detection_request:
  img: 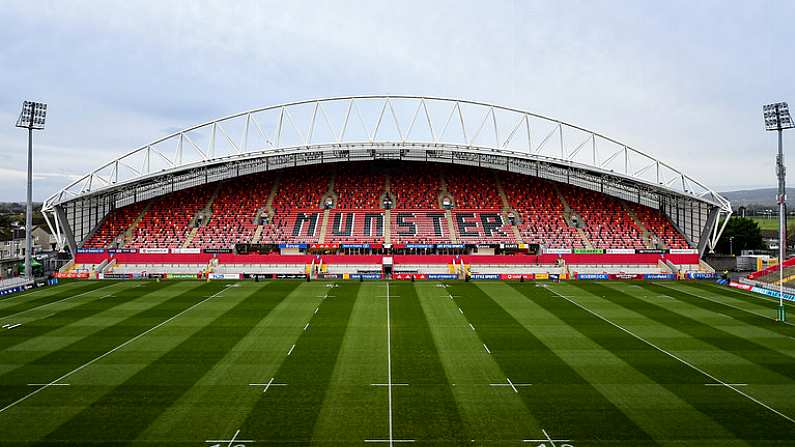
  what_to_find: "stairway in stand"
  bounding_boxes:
[623,203,660,249]
[383,174,392,244]
[122,202,151,247]
[182,183,221,248]
[495,174,523,243]
[554,185,593,250]
[318,174,336,243]
[252,176,281,244]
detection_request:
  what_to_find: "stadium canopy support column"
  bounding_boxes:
[54,205,79,256]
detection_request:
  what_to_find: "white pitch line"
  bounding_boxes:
[287,344,296,356]
[314,307,319,314]
[0,287,228,415]
[705,383,748,387]
[205,429,255,445]
[364,440,415,443]
[27,383,69,387]
[0,283,118,322]
[657,284,795,327]
[545,287,795,424]
[483,344,491,354]
[248,377,287,393]
[4,323,21,330]
[489,378,532,393]
[458,307,463,314]
[370,383,409,387]
[386,281,395,446]
[523,428,570,444]
[303,322,310,331]
[506,377,518,393]
[468,323,476,331]
[367,283,414,446]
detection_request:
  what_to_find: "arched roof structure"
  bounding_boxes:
[42,96,731,255]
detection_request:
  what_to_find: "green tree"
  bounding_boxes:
[716,217,765,255]
[0,214,11,241]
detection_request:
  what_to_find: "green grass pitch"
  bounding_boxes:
[1,279,794,446]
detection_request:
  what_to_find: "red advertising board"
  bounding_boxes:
[499,274,535,280]
[393,273,427,280]
[729,281,753,291]
[609,273,641,280]
[55,272,90,279]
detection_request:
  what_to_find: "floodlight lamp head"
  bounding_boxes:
[763,102,794,131]
[16,101,47,130]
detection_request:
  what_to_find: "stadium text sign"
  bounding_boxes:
[289,209,512,240]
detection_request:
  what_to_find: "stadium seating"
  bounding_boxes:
[391,209,451,244]
[325,209,385,243]
[127,185,213,248]
[190,175,274,248]
[562,186,646,249]
[390,164,440,208]
[260,210,322,243]
[263,168,329,243]
[452,209,516,243]
[84,201,147,248]
[82,162,693,251]
[444,165,502,208]
[271,168,329,210]
[501,173,582,248]
[334,164,385,208]
[630,203,690,249]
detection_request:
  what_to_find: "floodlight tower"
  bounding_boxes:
[15,101,47,280]
[763,102,794,322]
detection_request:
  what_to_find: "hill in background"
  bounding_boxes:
[719,188,795,209]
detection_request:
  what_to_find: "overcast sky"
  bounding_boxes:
[0,0,793,202]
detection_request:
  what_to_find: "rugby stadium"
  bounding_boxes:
[2,96,794,446]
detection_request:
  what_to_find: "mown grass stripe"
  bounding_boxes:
[514,282,795,443]
[587,282,795,383]
[387,282,466,443]
[0,281,172,353]
[651,282,795,337]
[0,281,196,409]
[34,281,298,445]
[0,281,112,319]
[448,282,655,444]
[239,282,360,443]
[311,282,388,443]
[414,282,539,443]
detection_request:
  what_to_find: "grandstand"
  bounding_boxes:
[43,96,729,279]
[80,161,690,249]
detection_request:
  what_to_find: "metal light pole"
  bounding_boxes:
[763,102,794,322]
[15,101,47,280]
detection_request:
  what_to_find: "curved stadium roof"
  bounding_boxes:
[42,96,731,254]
